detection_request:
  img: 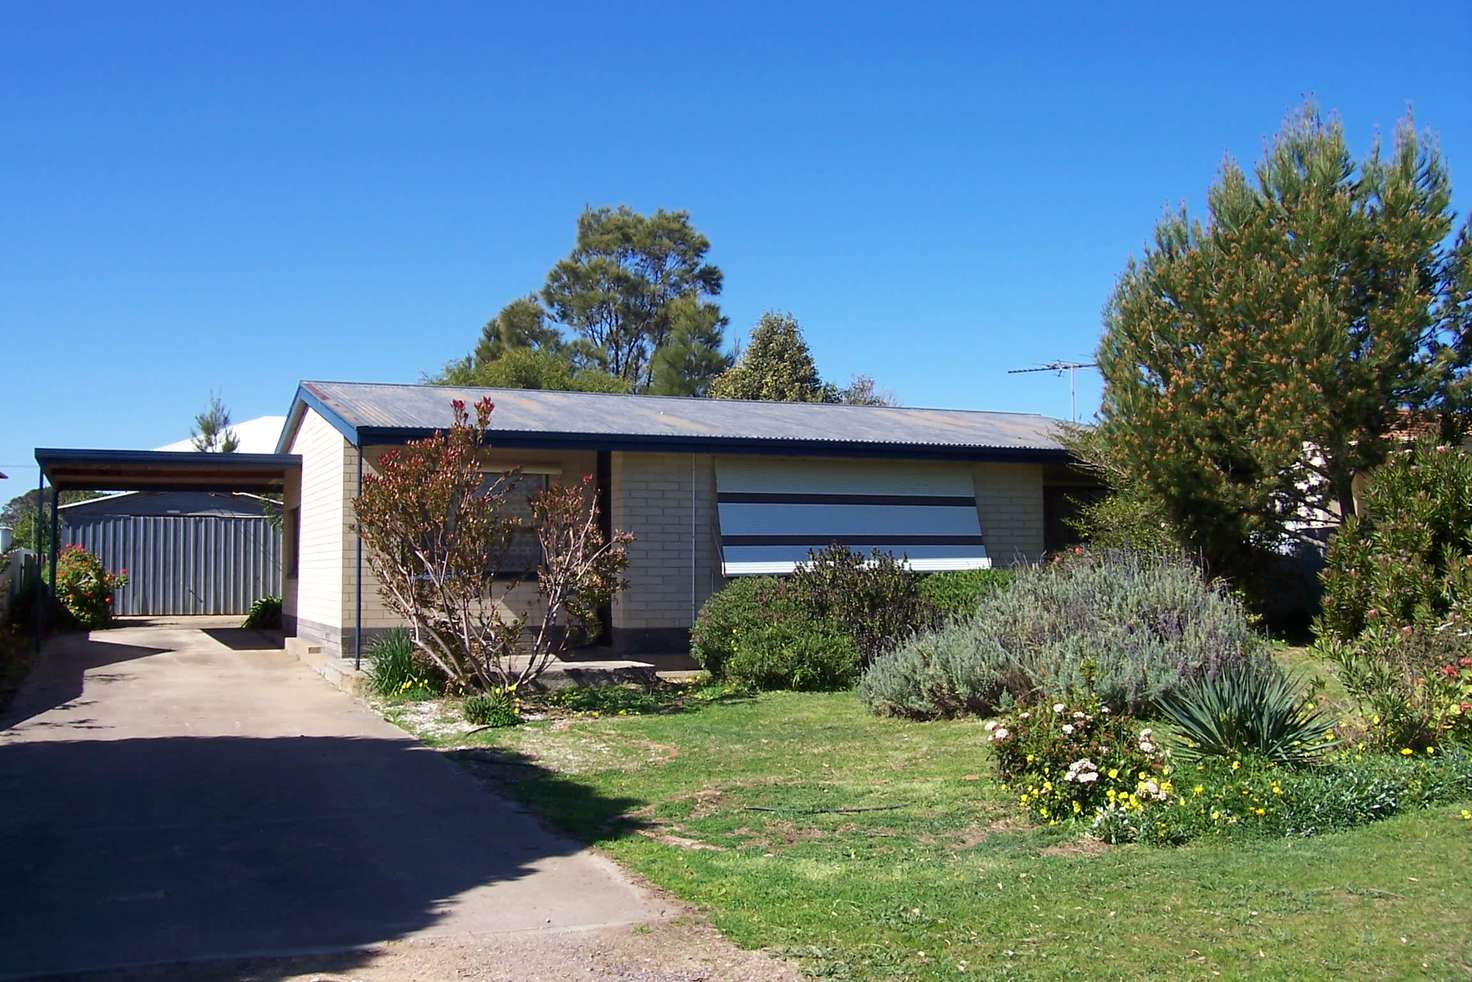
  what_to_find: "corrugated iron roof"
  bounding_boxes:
[285,380,1069,460]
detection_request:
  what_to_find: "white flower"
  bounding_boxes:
[984,720,999,733]
[991,727,1009,741]
[1064,758,1099,783]
[1072,711,1086,720]
[1053,703,1065,714]
[1019,711,1031,720]
[1139,728,1153,739]
[1061,724,1075,735]
[1139,740,1156,754]
[1100,706,1111,714]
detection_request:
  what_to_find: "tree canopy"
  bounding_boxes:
[709,312,838,403]
[1093,104,1471,587]
[437,205,891,402]
[543,206,726,390]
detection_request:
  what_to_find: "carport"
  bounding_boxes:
[31,448,300,642]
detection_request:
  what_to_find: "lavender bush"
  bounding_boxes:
[860,550,1273,718]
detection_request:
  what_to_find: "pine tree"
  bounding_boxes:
[191,393,240,453]
[709,312,839,402]
[1095,104,1471,586]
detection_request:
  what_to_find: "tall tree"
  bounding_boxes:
[439,347,630,393]
[191,393,240,453]
[709,312,839,402]
[471,296,563,367]
[647,296,731,396]
[1095,104,1470,586]
[542,206,725,389]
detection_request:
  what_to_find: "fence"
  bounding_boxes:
[0,549,38,623]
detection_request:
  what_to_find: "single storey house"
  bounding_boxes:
[275,381,1088,661]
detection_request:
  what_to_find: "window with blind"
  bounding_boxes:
[715,458,990,575]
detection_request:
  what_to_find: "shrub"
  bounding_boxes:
[787,545,932,663]
[918,568,1013,621]
[690,577,800,678]
[463,689,521,727]
[724,619,861,691]
[861,550,1271,718]
[365,629,443,698]
[989,699,1169,825]
[1158,665,1336,765]
[53,545,127,630]
[1319,436,1472,642]
[241,595,282,630]
[1318,616,1472,750]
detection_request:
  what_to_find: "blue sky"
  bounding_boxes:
[2,1,1469,505]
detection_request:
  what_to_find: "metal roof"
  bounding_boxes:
[35,449,301,492]
[281,380,1069,462]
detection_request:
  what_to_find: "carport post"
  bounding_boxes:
[48,484,60,603]
[31,469,43,653]
[354,446,363,671]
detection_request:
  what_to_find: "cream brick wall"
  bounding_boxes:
[284,408,347,644]
[610,452,719,633]
[972,462,1045,565]
[344,446,601,651]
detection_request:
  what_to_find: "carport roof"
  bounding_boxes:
[34,449,301,492]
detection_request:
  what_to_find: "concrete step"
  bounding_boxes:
[285,637,367,697]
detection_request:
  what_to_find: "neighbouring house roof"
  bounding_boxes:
[154,415,290,455]
[279,380,1070,462]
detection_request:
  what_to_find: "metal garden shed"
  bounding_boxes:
[60,490,281,616]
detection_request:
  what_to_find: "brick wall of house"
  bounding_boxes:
[609,451,719,652]
[972,461,1046,565]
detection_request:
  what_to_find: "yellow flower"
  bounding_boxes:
[1193,785,1205,795]
[1231,760,1241,771]
[1039,806,1049,818]
[1072,801,1082,814]
[1426,746,1436,756]
[1107,768,1119,779]
[1400,748,1413,756]
[1042,781,1052,792]
[1254,807,1266,816]
[1271,785,1283,796]
[1371,715,1381,726]
[1211,810,1221,821]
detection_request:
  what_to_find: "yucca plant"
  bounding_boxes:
[1158,665,1336,766]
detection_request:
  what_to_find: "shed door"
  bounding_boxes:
[715,458,990,575]
[65,515,281,616]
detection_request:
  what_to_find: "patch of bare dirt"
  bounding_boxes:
[1040,835,1111,858]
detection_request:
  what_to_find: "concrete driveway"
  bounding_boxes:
[0,618,656,979]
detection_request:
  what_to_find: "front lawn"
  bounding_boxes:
[393,687,1472,980]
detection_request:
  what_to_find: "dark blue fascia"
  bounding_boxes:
[353,425,1073,464]
[276,384,362,452]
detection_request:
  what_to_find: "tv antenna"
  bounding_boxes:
[1007,360,1099,422]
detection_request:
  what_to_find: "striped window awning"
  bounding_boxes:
[715,458,990,575]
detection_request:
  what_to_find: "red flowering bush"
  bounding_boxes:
[54,545,128,630]
[354,397,632,691]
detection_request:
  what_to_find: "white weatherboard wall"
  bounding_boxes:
[282,407,348,650]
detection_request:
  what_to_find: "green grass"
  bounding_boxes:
[397,682,1472,980]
